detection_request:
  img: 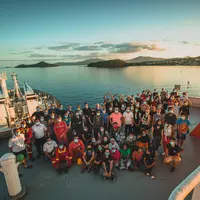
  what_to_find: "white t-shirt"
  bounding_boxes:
[32,123,47,139]
[43,141,57,153]
[123,111,133,125]
[8,134,26,153]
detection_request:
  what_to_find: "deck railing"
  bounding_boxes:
[168,166,200,200]
[189,97,200,108]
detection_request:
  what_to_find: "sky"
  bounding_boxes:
[0,0,200,65]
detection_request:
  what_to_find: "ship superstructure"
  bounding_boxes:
[0,71,60,131]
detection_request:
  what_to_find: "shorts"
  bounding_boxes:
[13,149,27,159]
[164,156,181,164]
[177,133,186,140]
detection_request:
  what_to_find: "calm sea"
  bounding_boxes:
[4,65,200,108]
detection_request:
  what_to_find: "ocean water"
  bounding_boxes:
[3,65,200,108]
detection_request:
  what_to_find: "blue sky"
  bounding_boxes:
[0,0,200,65]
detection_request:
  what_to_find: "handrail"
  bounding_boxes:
[168,166,200,200]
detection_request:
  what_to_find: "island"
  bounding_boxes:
[87,59,127,68]
[128,56,200,66]
[86,56,200,68]
[56,58,104,66]
[15,61,59,68]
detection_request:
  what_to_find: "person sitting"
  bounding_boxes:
[100,149,116,181]
[43,137,57,160]
[81,145,95,173]
[163,137,181,172]
[69,136,85,162]
[111,122,125,145]
[52,143,72,174]
[93,144,104,173]
[143,148,156,179]
[131,146,144,170]
[136,129,150,150]
[108,138,120,151]
[91,137,101,152]
[110,147,121,168]
[119,144,131,170]
[125,133,136,150]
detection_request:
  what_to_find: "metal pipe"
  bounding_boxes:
[168,166,200,200]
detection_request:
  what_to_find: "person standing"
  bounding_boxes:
[32,119,47,158]
[8,128,32,168]
[176,112,190,150]
[123,107,134,136]
[54,116,68,144]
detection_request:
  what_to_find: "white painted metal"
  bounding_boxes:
[0,153,22,197]
[168,166,200,200]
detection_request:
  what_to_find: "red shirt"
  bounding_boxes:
[54,121,68,136]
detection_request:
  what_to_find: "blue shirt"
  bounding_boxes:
[102,113,109,124]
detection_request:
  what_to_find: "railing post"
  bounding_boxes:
[0,153,26,200]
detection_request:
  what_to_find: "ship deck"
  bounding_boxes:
[1,107,200,200]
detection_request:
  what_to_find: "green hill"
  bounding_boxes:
[15,61,59,68]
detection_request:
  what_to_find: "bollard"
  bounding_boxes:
[0,153,26,200]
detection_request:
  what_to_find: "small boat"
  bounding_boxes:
[0,71,60,138]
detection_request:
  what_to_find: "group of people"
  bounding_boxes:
[8,88,191,181]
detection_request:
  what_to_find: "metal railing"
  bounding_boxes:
[168,166,200,200]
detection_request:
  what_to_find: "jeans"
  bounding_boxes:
[34,136,46,156]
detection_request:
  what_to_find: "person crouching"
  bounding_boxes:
[52,143,72,174]
[110,147,121,168]
[81,145,95,173]
[100,149,116,181]
[69,136,85,162]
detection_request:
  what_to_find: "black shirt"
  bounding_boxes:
[164,113,177,126]
[167,144,181,156]
[102,155,113,165]
[32,111,44,120]
[143,152,155,166]
[138,134,150,144]
[180,105,190,115]
[83,108,92,117]
[82,130,92,140]
[153,124,163,138]
[95,150,104,161]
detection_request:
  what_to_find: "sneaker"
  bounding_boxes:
[36,155,40,159]
[151,175,155,180]
[145,173,150,176]
[24,165,32,169]
[170,167,175,172]
[112,175,116,182]
[162,152,165,156]
[30,158,35,162]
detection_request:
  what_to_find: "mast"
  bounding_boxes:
[0,71,9,99]
[11,72,22,99]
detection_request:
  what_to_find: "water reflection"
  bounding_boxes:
[4,65,200,107]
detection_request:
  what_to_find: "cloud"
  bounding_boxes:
[94,41,104,44]
[180,41,190,45]
[48,43,80,50]
[107,43,165,54]
[29,54,56,58]
[73,45,103,51]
